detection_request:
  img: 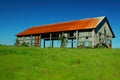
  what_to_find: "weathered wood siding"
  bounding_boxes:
[79,31,92,47]
[17,36,31,45]
[95,21,113,45]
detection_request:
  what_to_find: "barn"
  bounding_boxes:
[16,16,115,48]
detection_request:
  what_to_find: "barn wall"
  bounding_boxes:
[78,31,92,47]
[95,21,113,46]
[17,30,93,47]
[17,37,23,42]
[17,36,31,46]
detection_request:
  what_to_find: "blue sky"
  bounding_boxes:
[0,0,120,48]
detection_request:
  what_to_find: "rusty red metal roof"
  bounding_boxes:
[17,17,104,36]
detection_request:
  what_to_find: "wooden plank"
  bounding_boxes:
[39,34,41,47]
[50,33,52,47]
[44,39,45,48]
[76,30,78,48]
[61,32,64,48]
[52,40,54,47]
[71,39,73,48]
[43,36,76,40]
[92,29,95,47]
[30,35,32,46]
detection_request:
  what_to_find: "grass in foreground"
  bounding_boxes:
[0,46,120,80]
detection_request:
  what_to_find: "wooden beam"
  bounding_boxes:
[76,30,78,48]
[39,34,41,47]
[92,29,95,47]
[52,40,54,47]
[44,39,45,48]
[30,35,32,46]
[50,33,52,47]
[61,32,64,48]
[34,36,36,46]
[71,39,73,48]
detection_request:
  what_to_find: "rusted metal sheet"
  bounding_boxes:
[17,17,101,36]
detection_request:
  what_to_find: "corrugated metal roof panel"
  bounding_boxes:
[17,16,105,36]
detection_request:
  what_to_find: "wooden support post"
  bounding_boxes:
[52,40,54,47]
[76,30,78,48]
[59,33,61,47]
[22,36,25,43]
[44,39,45,48]
[30,35,32,46]
[71,39,73,48]
[33,36,36,46]
[39,34,41,47]
[60,32,64,47]
[92,29,95,48]
[62,32,64,35]
[62,32,64,47]
[50,33,52,47]
[36,36,39,46]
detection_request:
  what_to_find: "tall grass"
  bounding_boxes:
[0,46,120,80]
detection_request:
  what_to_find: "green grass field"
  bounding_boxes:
[0,46,120,80]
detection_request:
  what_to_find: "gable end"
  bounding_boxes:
[95,17,115,38]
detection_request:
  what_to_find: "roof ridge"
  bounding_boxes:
[30,16,105,29]
[79,16,106,20]
[93,16,106,29]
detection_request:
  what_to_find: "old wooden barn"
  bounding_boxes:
[16,16,115,48]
